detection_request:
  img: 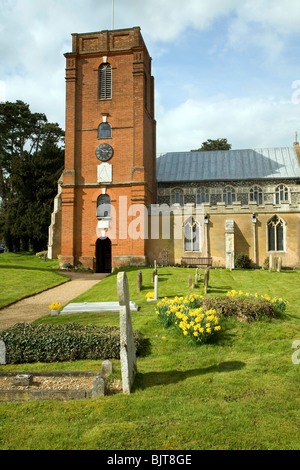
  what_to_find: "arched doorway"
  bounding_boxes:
[96,237,112,273]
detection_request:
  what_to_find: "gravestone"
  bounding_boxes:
[152,268,157,282]
[269,254,273,272]
[117,272,137,394]
[188,275,192,287]
[154,260,157,269]
[0,340,6,365]
[92,376,106,397]
[154,275,158,301]
[204,270,208,294]
[137,270,142,293]
[102,359,113,376]
[277,256,282,272]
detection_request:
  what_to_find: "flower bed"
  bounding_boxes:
[155,295,221,345]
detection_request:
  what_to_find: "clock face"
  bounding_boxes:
[95,143,114,162]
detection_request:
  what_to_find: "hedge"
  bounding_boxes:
[0,323,148,364]
[202,296,277,323]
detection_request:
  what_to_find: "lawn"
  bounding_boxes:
[0,266,300,450]
[0,253,68,308]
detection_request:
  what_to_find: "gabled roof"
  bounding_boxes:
[156,147,300,183]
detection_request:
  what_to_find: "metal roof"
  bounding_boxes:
[156,147,300,182]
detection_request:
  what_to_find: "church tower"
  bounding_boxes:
[55,27,156,271]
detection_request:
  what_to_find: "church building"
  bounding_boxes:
[48,27,300,270]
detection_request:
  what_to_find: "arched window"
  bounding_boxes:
[171,188,184,206]
[223,186,236,206]
[184,217,200,252]
[250,185,263,205]
[97,194,111,219]
[98,63,112,100]
[197,187,210,204]
[275,184,289,204]
[98,122,112,139]
[267,215,284,251]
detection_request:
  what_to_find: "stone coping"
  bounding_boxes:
[0,371,107,402]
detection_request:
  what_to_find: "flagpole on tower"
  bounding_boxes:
[112,0,114,30]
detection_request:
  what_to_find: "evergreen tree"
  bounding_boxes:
[0,101,64,252]
[191,138,232,152]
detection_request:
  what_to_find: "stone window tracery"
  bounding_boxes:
[267,215,284,252]
[223,186,236,206]
[171,188,184,206]
[184,216,200,252]
[275,184,289,204]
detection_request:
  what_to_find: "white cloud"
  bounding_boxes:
[156,94,300,153]
[1,0,300,151]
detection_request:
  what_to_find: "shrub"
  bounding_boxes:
[0,323,148,364]
[61,262,73,269]
[235,254,252,269]
[202,296,278,322]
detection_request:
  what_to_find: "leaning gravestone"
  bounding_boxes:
[188,275,192,287]
[117,272,137,394]
[0,340,6,365]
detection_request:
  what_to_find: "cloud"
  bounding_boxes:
[156,94,300,153]
[1,0,300,152]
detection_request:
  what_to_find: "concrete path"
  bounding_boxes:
[0,271,108,330]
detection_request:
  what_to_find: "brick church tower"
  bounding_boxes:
[49,27,156,272]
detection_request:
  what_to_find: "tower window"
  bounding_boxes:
[97,194,111,219]
[184,217,200,252]
[98,122,112,139]
[98,63,112,100]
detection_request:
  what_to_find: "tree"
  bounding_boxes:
[0,101,64,252]
[191,138,232,152]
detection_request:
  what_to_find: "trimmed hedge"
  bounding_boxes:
[0,323,148,364]
[202,296,277,323]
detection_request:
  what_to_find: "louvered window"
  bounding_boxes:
[98,63,112,100]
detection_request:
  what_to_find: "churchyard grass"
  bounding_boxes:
[0,253,67,308]
[0,266,300,450]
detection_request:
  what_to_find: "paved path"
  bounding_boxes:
[0,272,108,330]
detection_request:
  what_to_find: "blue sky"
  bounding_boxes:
[1,0,300,154]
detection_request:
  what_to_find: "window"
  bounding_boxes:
[98,122,112,139]
[98,63,112,100]
[97,194,111,219]
[223,186,236,206]
[250,185,263,205]
[275,184,289,204]
[184,217,200,252]
[268,215,284,251]
[197,187,210,204]
[171,188,184,206]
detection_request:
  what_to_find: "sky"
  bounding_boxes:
[1,0,300,154]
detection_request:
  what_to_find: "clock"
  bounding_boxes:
[95,143,114,162]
